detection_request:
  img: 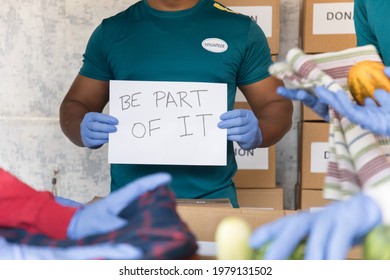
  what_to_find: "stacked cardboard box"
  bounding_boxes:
[298,121,331,209]
[216,0,283,209]
[301,0,356,53]
[233,102,282,209]
[220,0,280,55]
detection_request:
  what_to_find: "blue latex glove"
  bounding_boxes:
[218,109,262,150]
[317,86,390,137]
[250,193,382,260]
[67,173,172,240]
[80,112,118,149]
[0,237,142,260]
[55,196,83,207]
[277,87,329,121]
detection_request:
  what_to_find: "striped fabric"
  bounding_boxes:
[269,45,390,201]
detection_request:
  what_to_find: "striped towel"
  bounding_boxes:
[269,45,390,201]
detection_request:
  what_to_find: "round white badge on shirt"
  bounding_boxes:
[202,38,228,53]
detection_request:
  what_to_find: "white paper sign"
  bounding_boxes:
[109,81,227,165]
[313,3,355,35]
[310,142,330,173]
[230,6,273,37]
[234,142,269,170]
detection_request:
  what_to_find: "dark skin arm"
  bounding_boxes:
[59,74,109,147]
[240,76,293,147]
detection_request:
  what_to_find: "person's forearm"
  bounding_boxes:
[0,168,77,239]
[258,99,293,147]
[34,193,78,239]
[59,99,90,147]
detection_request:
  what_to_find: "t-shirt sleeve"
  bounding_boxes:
[0,168,77,239]
[79,24,113,81]
[354,0,378,49]
[236,20,273,86]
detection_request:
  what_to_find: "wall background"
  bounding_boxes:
[0,0,302,208]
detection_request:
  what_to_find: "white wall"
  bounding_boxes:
[0,0,302,208]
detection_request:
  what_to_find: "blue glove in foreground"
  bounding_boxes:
[55,196,83,207]
[250,193,382,260]
[0,237,142,260]
[316,86,390,137]
[80,112,118,149]
[67,173,172,240]
[218,109,262,150]
[277,87,329,121]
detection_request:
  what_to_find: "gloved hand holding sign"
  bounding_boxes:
[218,109,262,150]
[67,173,172,240]
[80,112,118,149]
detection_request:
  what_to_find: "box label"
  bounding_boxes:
[229,6,273,37]
[313,3,355,35]
[234,143,269,170]
[310,142,330,173]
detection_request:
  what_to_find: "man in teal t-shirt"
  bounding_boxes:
[354,0,390,65]
[60,0,293,207]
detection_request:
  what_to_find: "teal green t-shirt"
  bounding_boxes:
[79,0,273,207]
[354,0,390,65]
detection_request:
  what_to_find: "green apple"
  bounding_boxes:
[215,216,254,260]
[364,225,390,260]
[215,216,306,260]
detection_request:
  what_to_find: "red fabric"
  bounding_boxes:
[0,168,77,239]
[0,184,199,260]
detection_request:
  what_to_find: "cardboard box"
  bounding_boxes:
[302,104,326,121]
[237,188,283,209]
[177,205,285,242]
[233,146,276,188]
[178,205,364,259]
[300,189,331,210]
[219,0,280,54]
[232,102,276,188]
[301,0,356,53]
[349,246,363,260]
[177,205,362,259]
[299,121,330,189]
[176,198,232,207]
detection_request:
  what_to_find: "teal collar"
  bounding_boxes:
[142,0,209,18]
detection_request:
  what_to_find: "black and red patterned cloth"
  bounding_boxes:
[0,169,198,260]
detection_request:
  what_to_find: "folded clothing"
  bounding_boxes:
[0,171,198,259]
